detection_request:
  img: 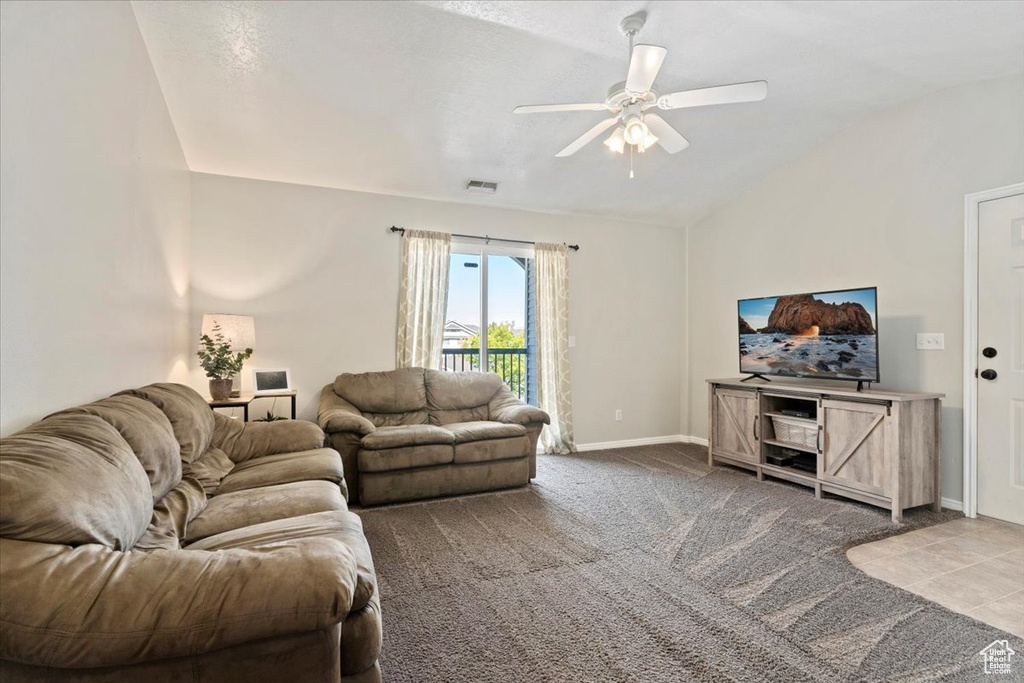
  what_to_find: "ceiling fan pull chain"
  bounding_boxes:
[629,145,634,179]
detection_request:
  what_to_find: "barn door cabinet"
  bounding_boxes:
[707,378,943,522]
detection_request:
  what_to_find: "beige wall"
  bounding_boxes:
[686,76,1024,503]
[189,173,686,445]
[0,2,190,434]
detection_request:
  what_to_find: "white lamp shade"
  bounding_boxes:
[201,314,255,351]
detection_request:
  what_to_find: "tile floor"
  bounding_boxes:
[847,516,1024,637]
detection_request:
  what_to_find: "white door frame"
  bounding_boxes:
[962,182,1024,518]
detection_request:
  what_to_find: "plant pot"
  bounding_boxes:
[209,378,233,401]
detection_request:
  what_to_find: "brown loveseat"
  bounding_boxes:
[0,383,381,683]
[319,368,549,505]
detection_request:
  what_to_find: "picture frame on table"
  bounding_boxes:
[252,368,292,395]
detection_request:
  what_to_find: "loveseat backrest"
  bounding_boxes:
[334,368,429,428]
[424,370,503,425]
[332,368,507,427]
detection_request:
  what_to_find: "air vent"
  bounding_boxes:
[465,180,499,194]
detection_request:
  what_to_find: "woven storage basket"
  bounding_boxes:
[770,415,817,449]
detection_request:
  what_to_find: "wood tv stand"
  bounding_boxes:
[707,378,943,522]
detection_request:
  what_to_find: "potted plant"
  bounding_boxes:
[197,324,253,400]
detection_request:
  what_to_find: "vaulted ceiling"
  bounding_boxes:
[131,1,1024,227]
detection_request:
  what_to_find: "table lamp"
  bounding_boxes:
[200,314,255,397]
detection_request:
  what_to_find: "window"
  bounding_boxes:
[442,242,536,404]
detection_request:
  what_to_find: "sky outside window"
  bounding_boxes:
[446,253,526,330]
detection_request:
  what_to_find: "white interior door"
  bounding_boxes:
[977,193,1024,525]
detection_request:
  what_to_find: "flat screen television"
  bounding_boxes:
[738,287,879,382]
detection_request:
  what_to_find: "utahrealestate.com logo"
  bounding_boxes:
[979,640,1016,675]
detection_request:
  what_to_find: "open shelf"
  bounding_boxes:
[763,438,817,454]
[763,411,816,427]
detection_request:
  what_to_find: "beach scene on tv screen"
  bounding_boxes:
[739,288,877,380]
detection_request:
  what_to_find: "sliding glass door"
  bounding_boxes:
[442,243,536,404]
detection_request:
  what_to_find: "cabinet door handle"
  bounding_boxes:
[753,415,759,441]
[817,425,823,454]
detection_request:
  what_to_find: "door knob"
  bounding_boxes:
[980,369,998,381]
[982,347,998,358]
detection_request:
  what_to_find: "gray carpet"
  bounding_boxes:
[359,444,1023,682]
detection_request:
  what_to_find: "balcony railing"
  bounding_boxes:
[441,347,528,399]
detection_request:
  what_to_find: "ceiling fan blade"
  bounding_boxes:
[555,117,620,157]
[625,44,668,94]
[514,103,610,114]
[657,81,768,110]
[644,114,689,154]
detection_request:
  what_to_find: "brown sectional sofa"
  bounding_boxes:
[0,383,380,683]
[319,368,550,505]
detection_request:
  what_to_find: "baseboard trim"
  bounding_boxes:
[941,497,964,512]
[575,435,685,452]
[573,435,710,452]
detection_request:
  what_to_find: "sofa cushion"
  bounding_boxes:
[216,449,345,495]
[120,383,214,465]
[429,405,489,426]
[358,443,453,473]
[359,457,530,506]
[187,510,377,613]
[334,368,426,413]
[361,408,430,428]
[184,445,235,495]
[187,480,347,542]
[135,477,207,551]
[213,413,327,464]
[424,369,503,410]
[53,395,182,502]
[360,424,455,450]
[454,435,531,464]
[0,414,152,549]
[444,420,527,444]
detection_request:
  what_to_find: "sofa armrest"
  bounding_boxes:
[213,413,326,463]
[0,536,359,669]
[488,385,550,426]
[318,385,375,437]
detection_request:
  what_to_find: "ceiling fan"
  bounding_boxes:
[513,12,767,175]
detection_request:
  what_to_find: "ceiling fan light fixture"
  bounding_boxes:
[622,116,648,146]
[640,130,659,151]
[603,127,626,154]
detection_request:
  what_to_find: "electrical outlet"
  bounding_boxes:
[568,335,576,348]
[615,409,623,422]
[916,333,945,350]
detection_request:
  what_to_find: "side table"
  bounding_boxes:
[207,390,297,422]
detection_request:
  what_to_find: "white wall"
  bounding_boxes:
[686,76,1024,503]
[0,1,190,434]
[189,173,686,445]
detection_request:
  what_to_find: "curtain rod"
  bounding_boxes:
[389,226,579,252]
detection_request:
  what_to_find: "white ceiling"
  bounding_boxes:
[131,1,1024,227]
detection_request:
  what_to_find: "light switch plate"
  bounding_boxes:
[568,335,576,348]
[916,333,945,350]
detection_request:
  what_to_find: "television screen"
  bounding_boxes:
[738,287,878,382]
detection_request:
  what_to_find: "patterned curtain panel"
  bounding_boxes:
[535,242,575,454]
[396,229,451,369]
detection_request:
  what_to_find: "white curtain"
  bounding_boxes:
[396,229,451,369]
[535,242,575,454]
